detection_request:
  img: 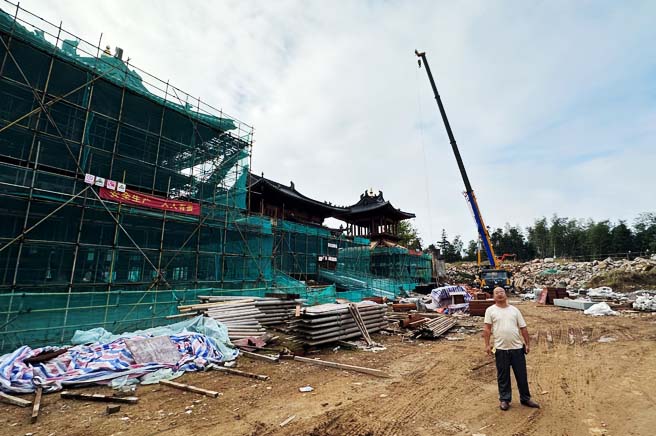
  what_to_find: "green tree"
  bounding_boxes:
[527,217,549,257]
[464,239,478,261]
[398,221,422,250]
[611,221,633,254]
[634,213,656,254]
[586,220,612,258]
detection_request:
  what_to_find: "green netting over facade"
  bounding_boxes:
[324,244,431,299]
[0,4,268,352]
[370,247,432,284]
[0,3,431,352]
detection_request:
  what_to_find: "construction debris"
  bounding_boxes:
[449,257,656,292]
[106,405,122,415]
[280,415,296,427]
[584,302,618,316]
[633,294,656,311]
[412,316,457,339]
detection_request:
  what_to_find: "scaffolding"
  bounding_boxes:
[0,2,271,352]
[0,2,431,353]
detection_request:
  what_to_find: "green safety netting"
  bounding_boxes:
[370,247,432,284]
[0,8,236,132]
[0,5,432,352]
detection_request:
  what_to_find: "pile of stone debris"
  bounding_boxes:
[445,255,656,292]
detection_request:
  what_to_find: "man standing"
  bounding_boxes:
[483,287,540,411]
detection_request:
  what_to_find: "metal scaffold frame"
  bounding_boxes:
[0,1,283,351]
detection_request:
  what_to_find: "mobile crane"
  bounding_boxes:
[415,50,513,294]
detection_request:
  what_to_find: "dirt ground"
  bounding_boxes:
[2,301,656,436]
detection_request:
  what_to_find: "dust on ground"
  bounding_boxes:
[2,302,655,436]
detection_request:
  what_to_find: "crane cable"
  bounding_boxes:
[414,65,435,245]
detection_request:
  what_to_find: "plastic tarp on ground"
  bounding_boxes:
[583,302,618,316]
[0,316,237,394]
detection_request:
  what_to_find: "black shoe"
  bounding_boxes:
[500,401,510,411]
[521,399,540,408]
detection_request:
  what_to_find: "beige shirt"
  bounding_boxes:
[484,304,527,350]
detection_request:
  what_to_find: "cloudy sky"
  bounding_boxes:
[11,0,656,246]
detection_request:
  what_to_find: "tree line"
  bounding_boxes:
[414,212,656,262]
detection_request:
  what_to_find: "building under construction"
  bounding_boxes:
[0,2,431,352]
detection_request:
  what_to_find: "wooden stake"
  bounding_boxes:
[292,356,390,378]
[30,386,42,423]
[0,391,31,408]
[159,379,220,398]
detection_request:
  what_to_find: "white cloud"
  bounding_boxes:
[15,0,656,245]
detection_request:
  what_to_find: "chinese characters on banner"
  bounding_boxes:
[99,188,201,216]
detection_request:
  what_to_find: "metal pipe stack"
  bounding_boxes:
[288,301,387,346]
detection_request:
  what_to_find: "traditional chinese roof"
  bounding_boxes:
[335,190,415,223]
[248,173,346,219]
[248,174,415,223]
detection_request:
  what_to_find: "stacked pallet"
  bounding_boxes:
[289,301,387,346]
[199,295,301,326]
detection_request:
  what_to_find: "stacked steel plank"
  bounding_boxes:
[203,301,266,340]
[289,301,387,346]
[199,295,301,326]
[178,299,265,340]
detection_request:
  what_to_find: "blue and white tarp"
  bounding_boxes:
[429,285,472,313]
[0,316,237,394]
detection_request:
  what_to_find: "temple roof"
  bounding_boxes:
[335,190,415,222]
[248,175,415,222]
[248,173,345,218]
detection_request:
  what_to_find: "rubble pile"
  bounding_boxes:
[446,256,656,291]
[633,294,656,312]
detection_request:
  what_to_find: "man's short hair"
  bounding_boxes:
[493,287,506,293]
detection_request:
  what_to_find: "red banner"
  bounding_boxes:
[100,188,200,216]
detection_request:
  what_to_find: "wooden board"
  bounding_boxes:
[124,336,181,365]
[0,391,31,407]
[60,391,138,404]
[159,379,220,398]
[31,386,43,423]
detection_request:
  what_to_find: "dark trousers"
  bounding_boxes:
[495,347,531,402]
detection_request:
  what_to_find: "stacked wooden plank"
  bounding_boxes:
[289,302,387,346]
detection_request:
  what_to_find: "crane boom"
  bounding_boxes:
[415,50,497,268]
